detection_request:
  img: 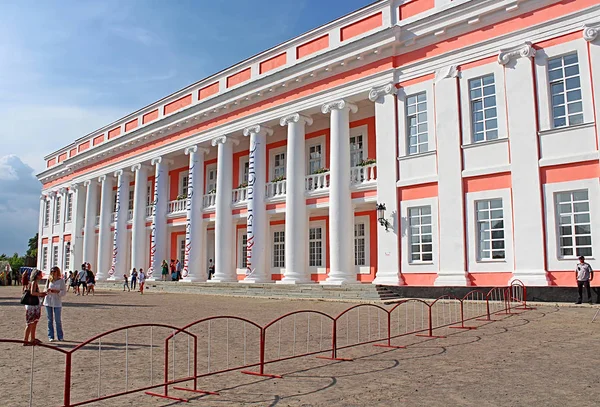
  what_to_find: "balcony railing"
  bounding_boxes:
[232,187,248,204]
[350,163,377,185]
[167,199,187,215]
[305,172,330,192]
[146,205,153,217]
[265,180,286,199]
[203,193,217,209]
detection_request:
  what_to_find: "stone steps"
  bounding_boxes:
[96,280,404,303]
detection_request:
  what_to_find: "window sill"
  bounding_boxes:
[408,261,434,265]
[538,122,595,137]
[476,259,507,264]
[461,137,508,150]
[397,150,436,161]
[558,256,595,261]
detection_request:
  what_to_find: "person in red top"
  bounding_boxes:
[21,270,29,292]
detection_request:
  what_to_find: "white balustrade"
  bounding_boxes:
[350,163,377,185]
[265,180,286,198]
[231,187,248,204]
[146,205,153,217]
[167,199,187,214]
[127,209,133,221]
[203,193,217,209]
[305,172,330,192]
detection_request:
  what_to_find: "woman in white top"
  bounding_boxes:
[43,266,66,342]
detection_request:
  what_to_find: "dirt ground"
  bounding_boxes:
[1,284,599,407]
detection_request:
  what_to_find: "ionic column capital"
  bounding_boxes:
[83,179,95,187]
[47,190,57,198]
[58,187,67,195]
[368,82,397,103]
[98,174,107,183]
[497,42,535,66]
[150,157,174,167]
[583,22,600,42]
[40,195,47,202]
[114,169,124,178]
[321,100,358,115]
[131,163,152,173]
[184,145,209,156]
[211,135,240,147]
[243,124,273,137]
[280,113,313,127]
[434,65,459,83]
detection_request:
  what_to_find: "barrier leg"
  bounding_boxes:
[173,336,219,396]
[450,301,477,330]
[316,319,353,360]
[416,305,445,339]
[374,312,405,349]
[242,329,282,378]
[146,337,189,402]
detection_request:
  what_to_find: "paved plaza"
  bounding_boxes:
[1,286,599,406]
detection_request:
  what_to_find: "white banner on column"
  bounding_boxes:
[148,170,160,279]
[182,156,195,278]
[108,174,122,278]
[245,140,257,277]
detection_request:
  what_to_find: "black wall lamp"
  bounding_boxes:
[376,203,391,231]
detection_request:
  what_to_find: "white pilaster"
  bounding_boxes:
[242,125,273,283]
[182,145,208,282]
[36,195,46,270]
[433,65,469,286]
[322,100,357,285]
[148,157,170,280]
[584,23,600,160]
[131,164,149,273]
[57,187,67,270]
[108,169,130,280]
[369,83,403,285]
[499,43,548,286]
[82,179,98,268]
[209,135,239,282]
[70,183,85,271]
[96,175,113,280]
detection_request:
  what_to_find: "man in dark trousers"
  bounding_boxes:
[575,256,594,304]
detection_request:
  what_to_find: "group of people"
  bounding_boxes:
[161,259,182,281]
[122,268,146,294]
[65,263,96,296]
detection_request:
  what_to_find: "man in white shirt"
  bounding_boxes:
[77,267,88,296]
[575,256,594,304]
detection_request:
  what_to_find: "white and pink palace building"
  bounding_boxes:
[36,0,600,288]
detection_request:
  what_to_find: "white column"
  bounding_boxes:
[182,145,208,282]
[433,65,469,286]
[209,135,239,282]
[369,83,403,285]
[241,125,273,283]
[49,191,57,232]
[278,114,313,284]
[131,164,149,273]
[585,24,600,172]
[70,183,86,271]
[108,169,130,280]
[96,175,113,281]
[36,195,46,270]
[57,187,67,270]
[499,43,548,286]
[82,179,98,268]
[322,100,357,285]
[148,157,171,280]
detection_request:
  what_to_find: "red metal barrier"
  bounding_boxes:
[0,284,531,406]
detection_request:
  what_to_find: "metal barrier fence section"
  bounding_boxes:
[0,282,530,406]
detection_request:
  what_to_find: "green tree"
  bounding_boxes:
[26,233,38,259]
[8,252,24,273]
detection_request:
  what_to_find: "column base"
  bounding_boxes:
[207,277,238,283]
[510,271,549,287]
[372,272,405,286]
[106,276,119,282]
[180,277,207,283]
[277,277,314,284]
[320,277,356,285]
[241,276,271,284]
[434,272,470,287]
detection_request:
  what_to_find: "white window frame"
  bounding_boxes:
[238,156,250,187]
[269,146,287,181]
[405,91,429,155]
[112,192,117,212]
[308,220,327,274]
[350,125,369,168]
[354,215,370,275]
[44,200,50,227]
[555,190,593,259]
[401,197,439,273]
[407,206,434,264]
[547,53,584,128]
[270,224,285,274]
[178,171,189,196]
[459,63,507,146]
[64,243,71,271]
[205,165,217,193]
[236,228,248,272]
[535,40,594,132]
[305,135,327,175]
[42,247,48,271]
[398,81,436,157]
[177,234,186,264]
[544,178,600,271]
[128,189,134,211]
[146,182,153,207]
[466,189,514,272]
[66,193,73,222]
[52,246,59,267]
[54,196,61,225]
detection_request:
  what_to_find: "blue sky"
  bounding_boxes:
[0,0,372,255]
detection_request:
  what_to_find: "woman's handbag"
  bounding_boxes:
[20,289,39,306]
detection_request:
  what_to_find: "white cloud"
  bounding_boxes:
[0,155,40,256]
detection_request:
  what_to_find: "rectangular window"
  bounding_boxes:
[44,201,50,227]
[146,185,152,207]
[113,193,117,212]
[548,53,583,128]
[54,197,61,224]
[350,135,364,167]
[42,247,48,270]
[476,199,505,260]
[556,190,592,257]
[273,231,285,267]
[469,74,498,142]
[64,244,71,270]
[206,168,217,193]
[52,246,59,267]
[273,153,286,179]
[181,175,189,195]
[406,92,428,154]
[240,234,247,268]
[354,223,366,266]
[179,239,186,264]
[66,194,73,222]
[308,145,323,174]
[128,190,134,211]
[242,161,249,185]
[309,227,323,267]
[408,206,433,262]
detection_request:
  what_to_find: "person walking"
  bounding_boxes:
[176,259,182,281]
[130,268,138,291]
[43,266,66,342]
[23,270,46,346]
[575,256,594,304]
[21,269,30,292]
[123,273,130,292]
[77,266,87,296]
[161,260,169,281]
[138,269,146,294]
[86,266,96,296]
